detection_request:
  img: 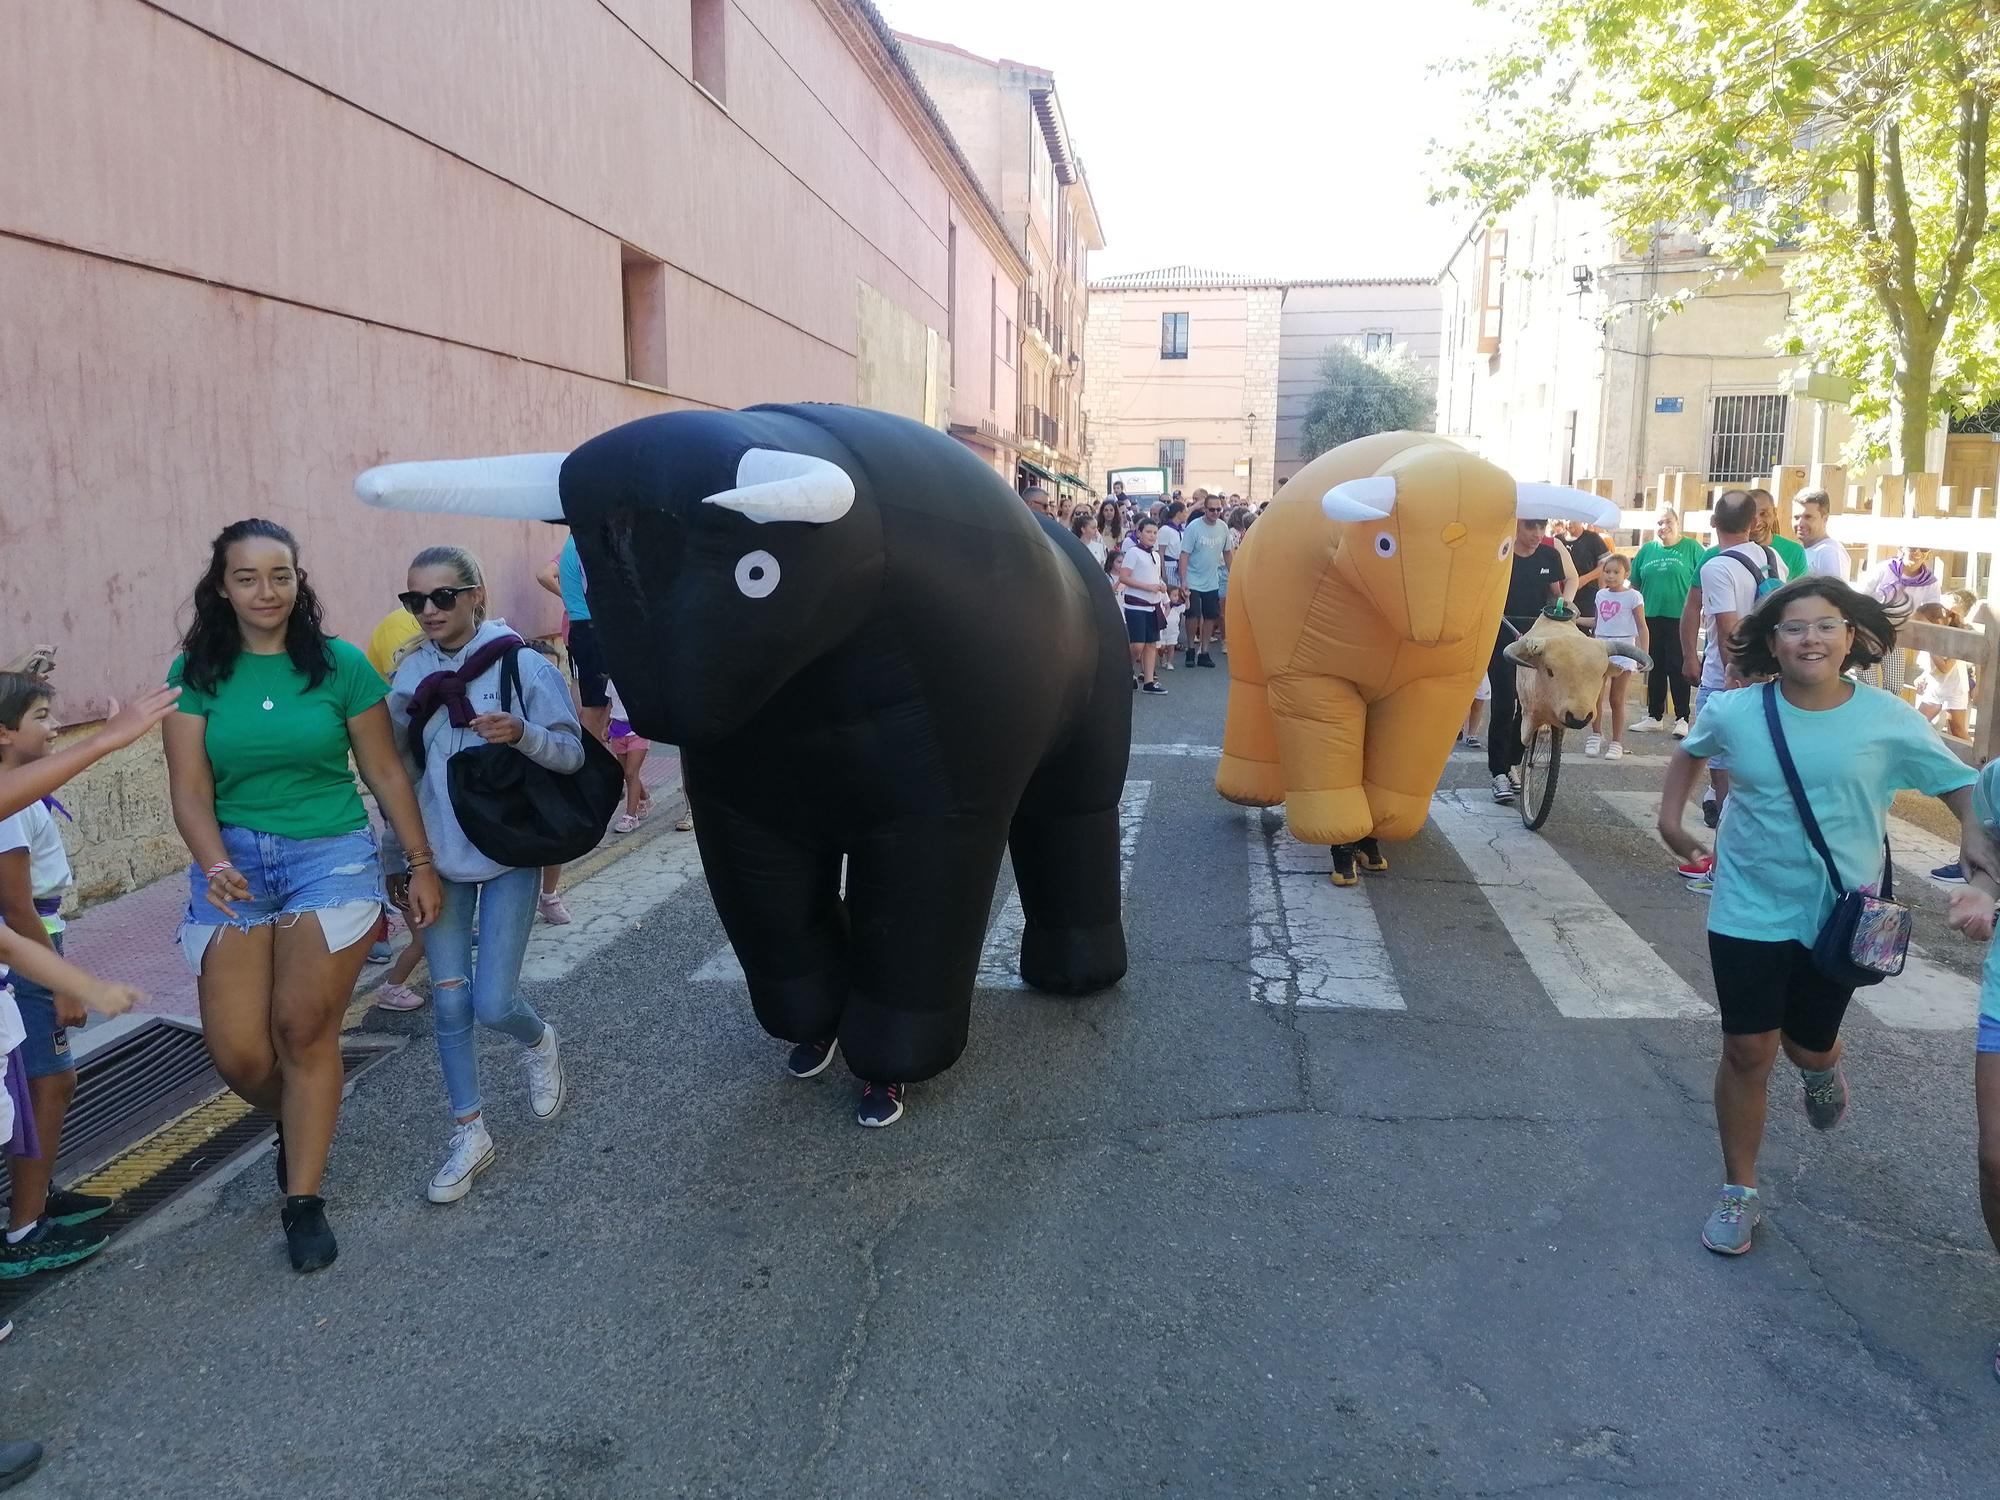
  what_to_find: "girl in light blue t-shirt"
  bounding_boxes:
[1658,576,1993,1264]
[1946,761,2000,1382]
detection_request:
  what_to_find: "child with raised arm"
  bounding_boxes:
[1588,552,1648,761]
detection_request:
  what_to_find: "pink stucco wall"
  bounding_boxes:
[1,0,1023,715]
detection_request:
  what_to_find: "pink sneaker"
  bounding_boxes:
[614,810,644,834]
[538,893,573,926]
[374,982,427,1012]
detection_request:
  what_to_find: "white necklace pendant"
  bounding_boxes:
[262,697,275,711]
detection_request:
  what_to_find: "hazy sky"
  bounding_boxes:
[877,0,1494,282]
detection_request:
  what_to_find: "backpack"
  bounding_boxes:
[1722,545,1784,601]
[417,648,624,868]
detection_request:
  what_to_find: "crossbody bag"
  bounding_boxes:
[1760,682,1910,986]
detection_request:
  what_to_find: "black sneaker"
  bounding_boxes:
[1184,649,1197,668]
[856,1082,906,1128]
[1702,793,1720,830]
[0,1219,109,1279]
[42,1188,112,1228]
[0,1440,42,1492]
[281,1195,338,1274]
[1131,676,1139,691]
[1354,836,1389,873]
[1196,652,1216,668]
[1329,846,1358,887]
[786,1038,838,1078]
[1933,861,1967,883]
[1141,681,1168,695]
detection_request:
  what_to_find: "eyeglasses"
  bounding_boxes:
[400,585,479,614]
[1774,619,1852,641]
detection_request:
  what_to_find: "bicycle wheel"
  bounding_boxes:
[1519,719,1562,831]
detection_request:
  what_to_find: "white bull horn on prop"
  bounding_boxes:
[702,449,855,525]
[1321,475,1399,523]
[354,453,569,521]
[1605,640,1653,671]
[1514,483,1623,528]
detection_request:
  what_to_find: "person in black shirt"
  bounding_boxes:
[1562,522,1611,633]
[1488,520,1574,802]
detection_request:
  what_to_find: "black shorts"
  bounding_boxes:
[1124,606,1161,645]
[1707,933,1855,1053]
[1187,589,1221,620]
[567,617,611,708]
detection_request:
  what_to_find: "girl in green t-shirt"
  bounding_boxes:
[163,519,441,1274]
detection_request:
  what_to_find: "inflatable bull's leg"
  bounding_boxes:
[690,786,850,1047]
[1215,593,1285,808]
[1008,768,1129,996]
[838,816,1013,1083]
[1267,672,1373,847]
[1363,673,1479,841]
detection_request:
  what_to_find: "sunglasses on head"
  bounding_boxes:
[400,585,479,614]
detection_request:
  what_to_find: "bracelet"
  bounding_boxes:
[205,861,235,878]
[406,854,434,870]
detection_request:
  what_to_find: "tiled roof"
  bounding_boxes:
[1090,266,1436,292]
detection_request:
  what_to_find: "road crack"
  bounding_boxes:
[807,1197,912,1488]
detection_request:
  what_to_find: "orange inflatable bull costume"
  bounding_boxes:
[1216,432,1619,851]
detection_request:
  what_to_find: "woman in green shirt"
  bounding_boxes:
[1629,509,1703,734]
[164,519,440,1273]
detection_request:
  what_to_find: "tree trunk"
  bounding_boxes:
[1888,340,1937,476]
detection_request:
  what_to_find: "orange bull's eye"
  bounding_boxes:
[1440,523,1468,548]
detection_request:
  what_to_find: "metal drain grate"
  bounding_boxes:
[54,1020,219,1182]
[0,1036,399,1318]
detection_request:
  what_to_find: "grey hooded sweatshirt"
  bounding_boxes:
[385,619,585,884]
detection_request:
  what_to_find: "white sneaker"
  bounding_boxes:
[1672,718,1690,739]
[1491,773,1516,804]
[1584,734,1603,758]
[523,1025,565,1120]
[1629,716,1664,733]
[427,1118,494,1204]
[1605,741,1625,761]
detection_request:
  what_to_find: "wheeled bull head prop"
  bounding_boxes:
[1320,445,1623,647]
[1505,613,1652,731]
[355,407,886,746]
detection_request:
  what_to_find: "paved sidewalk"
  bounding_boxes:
[63,750,682,1041]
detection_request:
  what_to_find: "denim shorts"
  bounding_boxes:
[1979,1012,2000,1055]
[10,930,74,1080]
[181,826,384,935]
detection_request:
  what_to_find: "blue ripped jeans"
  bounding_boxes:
[423,865,549,1119]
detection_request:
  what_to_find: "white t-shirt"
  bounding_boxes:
[1119,541,1167,607]
[1699,543,1787,682]
[1085,536,1107,564]
[1157,524,1184,580]
[1861,558,1942,612]
[1918,654,1970,711]
[1803,536,1849,579]
[1594,586,1644,642]
[0,802,72,934]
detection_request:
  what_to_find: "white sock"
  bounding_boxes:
[6,1221,37,1244]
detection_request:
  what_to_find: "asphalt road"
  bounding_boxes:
[8,664,2000,1498]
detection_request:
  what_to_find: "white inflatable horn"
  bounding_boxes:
[702,449,855,525]
[1515,483,1622,527]
[1321,475,1399,522]
[354,453,568,521]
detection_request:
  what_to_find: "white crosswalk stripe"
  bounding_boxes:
[1243,808,1403,1010]
[1427,791,1714,1019]
[1594,787,1979,1031]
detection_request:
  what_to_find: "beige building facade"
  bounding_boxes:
[898,34,1105,503]
[1085,269,1440,503]
[1436,192,1869,501]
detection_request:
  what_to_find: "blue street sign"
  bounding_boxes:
[1654,396,1684,414]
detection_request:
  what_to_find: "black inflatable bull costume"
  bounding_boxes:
[356,403,1132,1084]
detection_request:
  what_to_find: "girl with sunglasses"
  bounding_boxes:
[385,547,581,1204]
[165,519,441,1272]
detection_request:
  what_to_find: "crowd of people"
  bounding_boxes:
[2,476,2000,1491]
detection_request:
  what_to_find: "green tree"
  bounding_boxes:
[1298,344,1437,461]
[1433,0,1997,473]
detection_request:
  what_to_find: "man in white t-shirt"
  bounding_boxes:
[1793,489,1849,579]
[1680,490,1787,829]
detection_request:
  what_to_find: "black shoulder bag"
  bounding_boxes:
[1761,682,1910,986]
[419,649,625,869]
